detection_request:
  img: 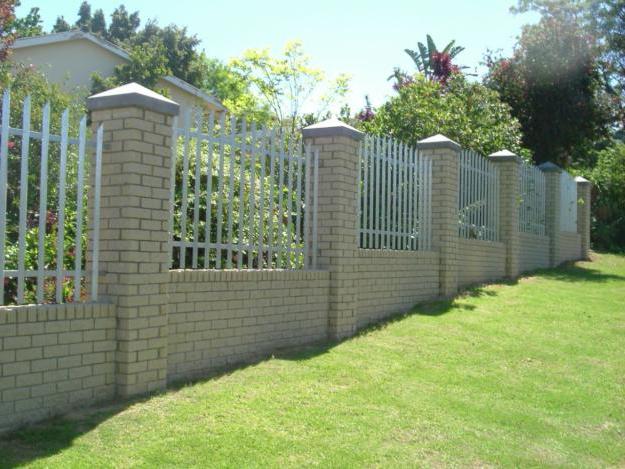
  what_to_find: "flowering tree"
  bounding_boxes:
[0,0,16,62]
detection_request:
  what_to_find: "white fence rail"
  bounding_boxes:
[518,162,547,235]
[358,135,432,250]
[170,110,318,270]
[0,90,102,306]
[458,149,500,241]
[559,170,578,232]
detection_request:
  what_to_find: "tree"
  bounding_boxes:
[75,1,91,32]
[91,39,171,93]
[361,74,525,158]
[91,8,106,36]
[404,35,466,80]
[484,11,611,166]
[107,4,140,43]
[52,16,71,33]
[230,40,350,130]
[11,3,43,38]
[0,0,16,61]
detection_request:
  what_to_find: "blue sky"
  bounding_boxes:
[16,0,538,113]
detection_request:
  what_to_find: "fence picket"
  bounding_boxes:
[17,96,31,304]
[0,90,10,302]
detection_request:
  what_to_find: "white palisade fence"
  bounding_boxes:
[518,161,547,235]
[358,135,432,251]
[170,110,318,270]
[0,90,102,306]
[559,170,578,232]
[458,149,500,241]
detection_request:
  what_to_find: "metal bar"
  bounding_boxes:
[73,116,86,302]
[179,110,192,269]
[312,148,319,268]
[192,111,202,268]
[215,113,226,268]
[168,116,179,268]
[267,128,277,268]
[36,103,50,303]
[226,115,237,268]
[91,124,103,301]
[257,127,268,269]
[17,96,31,304]
[204,111,215,268]
[55,109,69,303]
[285,135,295,268]
[248,121,257,269]
[303,144,311,268]
[0,90,9,303]
[295,142,303,267]
[275,132,286,268]
[237,117,247,269]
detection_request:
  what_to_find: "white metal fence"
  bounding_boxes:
[358,135,432,250]
[0,90,102,306]
[170,110,318,270]
[458,150,500,241]
[518,162,547,235]
[559,170,578,232]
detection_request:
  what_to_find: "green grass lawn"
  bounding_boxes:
[1,253,625,468]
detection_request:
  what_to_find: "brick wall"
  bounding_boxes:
[355,250,439,327]
[0,303,115,431]
[557,232,582,265]
[519,233,550,273]
[457,239,506,287]
[167,270,330,383]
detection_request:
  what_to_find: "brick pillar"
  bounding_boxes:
[539,162,562,268]
[87,83,179,397]
[417,135,460,298]
[575,176,592,260]
[302,119,362,340]
[489,150,522,279]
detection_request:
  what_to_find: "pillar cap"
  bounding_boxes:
[417,134,461,152]
[488,149,523,164]
[574,176,591,185]
[302,118,364,140]
[538,161,562,173]
[87,82,180,116]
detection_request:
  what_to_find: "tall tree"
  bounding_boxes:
[75,1,91,32]
[11,3,43,38]
[0,0,16,61]
[52,16,71,33]
[230,40,350,131]
[91,8,106,36]
[108,5,140,43]
[484,10,611,166]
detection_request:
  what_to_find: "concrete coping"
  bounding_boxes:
[488,149,523,164]
[538,161,563,173]
[87,82,180,116]
[302,118,364,141]
[574,175,591,185]
[417,134,461,152]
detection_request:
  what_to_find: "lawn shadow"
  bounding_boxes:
[534,262,625,283]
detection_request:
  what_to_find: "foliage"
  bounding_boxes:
[199,57,271,124]
[51,15,70,33]
[10,0,43,38]
[404,34,466,81]
[230,40,350,131]
[361,74,525,157]
[106,4,140,43]
[2,253,625,466]
[585,141,625,249]
[91,39,171,93]
[484,10,611,166]
[0,63,89,303]
[0,0,15,61]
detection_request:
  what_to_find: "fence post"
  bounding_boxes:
[539,162,562,267]
[302,119,362,340]
[575,176,592,260]
[489,150,522,279]
[87,83,179,398]
[417,135,460,298]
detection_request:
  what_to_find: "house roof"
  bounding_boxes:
[13,31,226,111]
